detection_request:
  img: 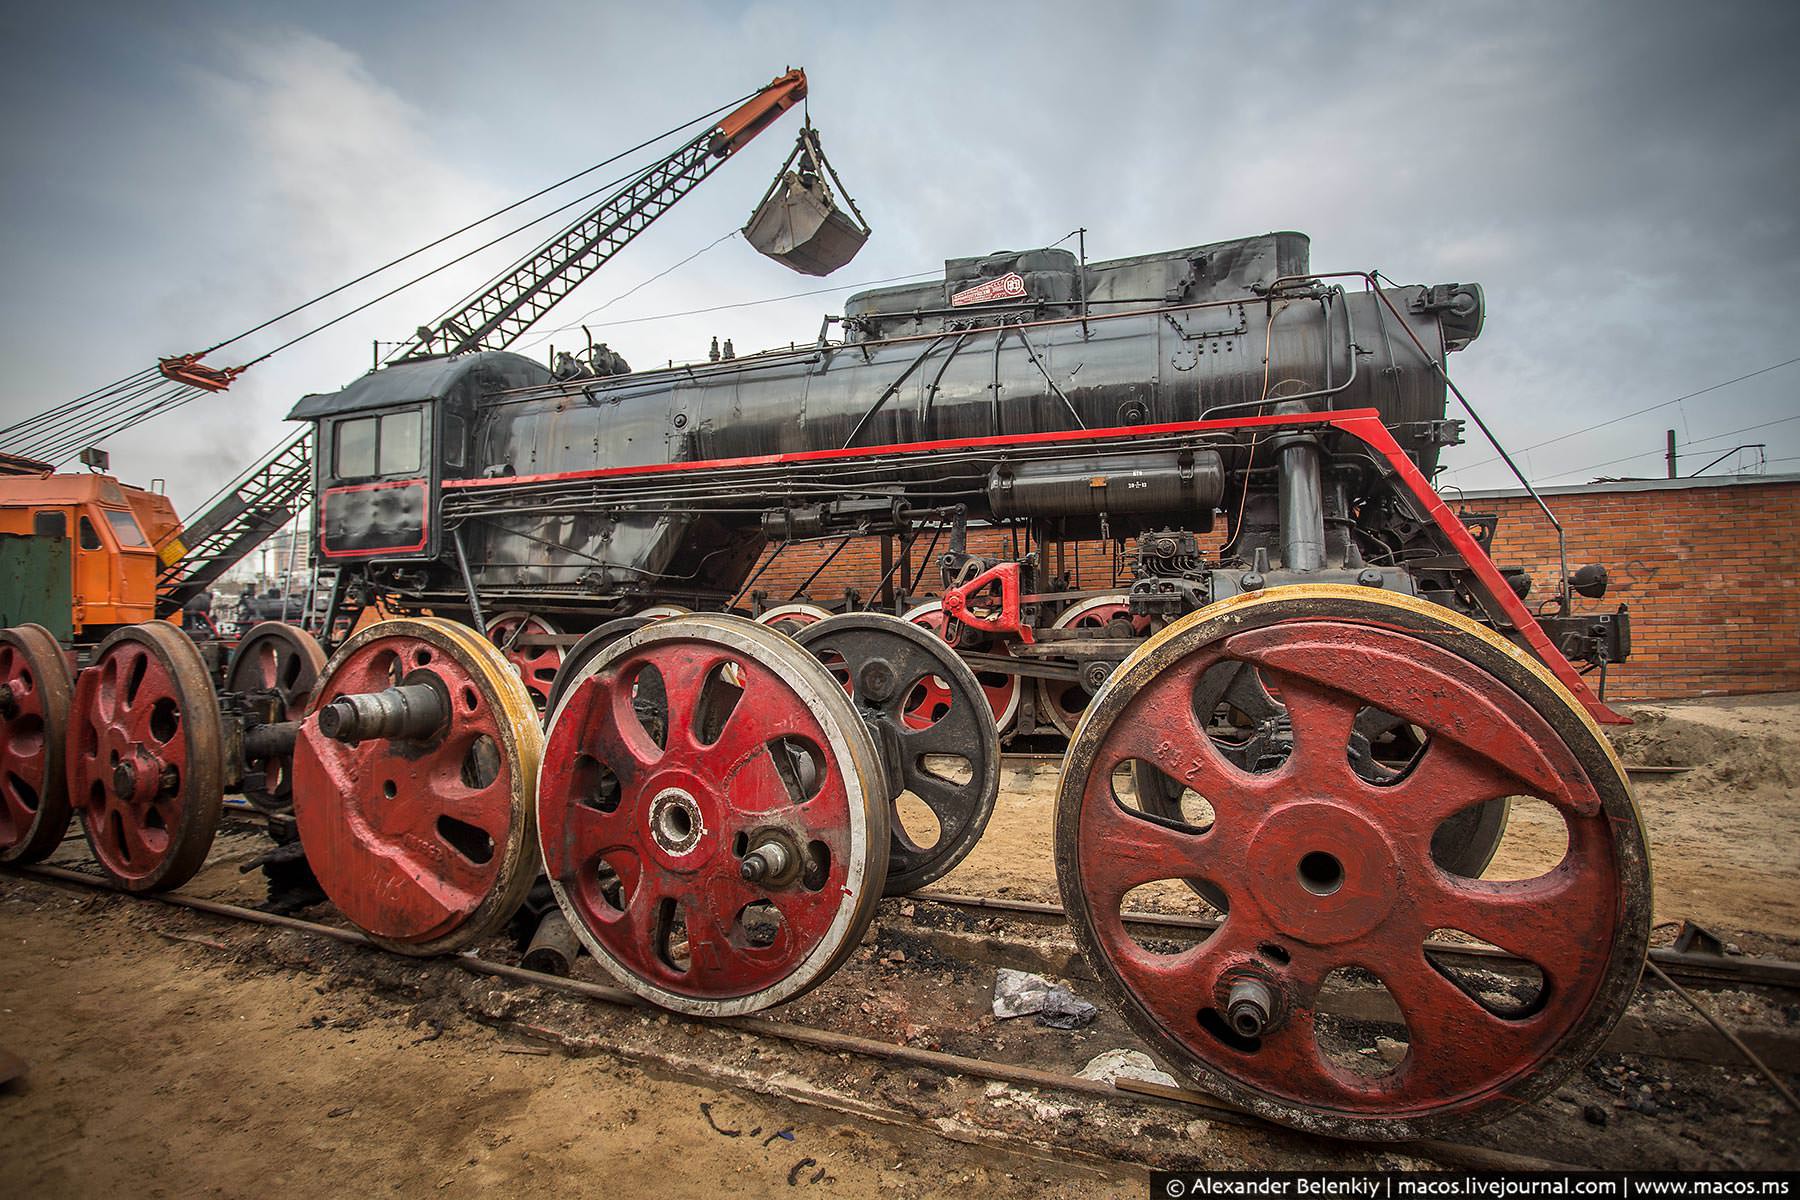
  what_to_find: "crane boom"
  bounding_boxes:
[404,69,808,360]
[54,68,818,618]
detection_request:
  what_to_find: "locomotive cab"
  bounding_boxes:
[291,351,552,568]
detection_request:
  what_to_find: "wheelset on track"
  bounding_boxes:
[0,624,75,865]
[66,621,225,892]
[1052,585,1652,1140]
[290,617,544,955]
[536,614,890,1015]
[222,621,327,817]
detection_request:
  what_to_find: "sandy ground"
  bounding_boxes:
[0,891,1134,1199]
[3,693,1798,1193]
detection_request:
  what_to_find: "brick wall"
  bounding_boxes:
[1472,477,1800,700]
[735,477,1800,702]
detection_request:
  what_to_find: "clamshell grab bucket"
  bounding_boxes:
[744,126,871,276]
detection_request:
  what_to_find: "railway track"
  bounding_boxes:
[907,889,1800,993]
[5,858,1794,1173]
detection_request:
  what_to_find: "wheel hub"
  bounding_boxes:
[1243,802,1398,945]
[111,757,139,803]
[648,785,706,858]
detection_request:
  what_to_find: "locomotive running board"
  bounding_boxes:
[443,408,1624,725]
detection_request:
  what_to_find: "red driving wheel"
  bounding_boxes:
[538,615,887,1015]
[1056,587,1651,1140]
[0,624,75,864]
[903,600,1019,733]
[487,611,563,712]
[292,618,544,955]
[1036,594,1152,737]
[67,622,224,892]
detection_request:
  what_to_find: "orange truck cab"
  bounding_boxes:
[0,471,182,641]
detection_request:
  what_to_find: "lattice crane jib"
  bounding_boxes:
[403,69,809,360]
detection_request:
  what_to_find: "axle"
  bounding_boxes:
[1226,976,1280,1039]
[317,682,448,743]
[740,833,802,885]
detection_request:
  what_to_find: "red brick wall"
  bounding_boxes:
[1477,480,1800,700]
[735,480,1800,702]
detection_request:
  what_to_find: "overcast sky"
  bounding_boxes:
[1,0,1795,516]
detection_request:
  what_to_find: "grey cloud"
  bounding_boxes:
[2,0,1796,514]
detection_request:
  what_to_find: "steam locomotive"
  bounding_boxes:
[298,233,1476,611]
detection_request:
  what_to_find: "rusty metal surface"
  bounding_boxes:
[1054,586,1652,1140]
[291,617,542,955]
[66,622,222,892]
[0,623,74,863]
[536,615,887,1015]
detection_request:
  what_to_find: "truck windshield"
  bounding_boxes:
[103,508,149,547]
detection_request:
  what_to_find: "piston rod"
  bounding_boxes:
[1276,434,1326,572]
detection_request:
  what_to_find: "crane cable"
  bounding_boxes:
[0,85,766,463]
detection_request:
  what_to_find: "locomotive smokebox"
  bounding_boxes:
[986,449,1224,535]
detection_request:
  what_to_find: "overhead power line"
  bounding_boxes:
[1536,411,1800,482]
[0,86,762,461]
[1458,355,1800,472]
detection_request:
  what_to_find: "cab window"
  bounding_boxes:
[104,508,149,548]
[333,408,424,479]
[334,417,378,478]
[379,410,422,475]
[78,516,101,550]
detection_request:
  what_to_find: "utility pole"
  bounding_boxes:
[1665,429,1678,479]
